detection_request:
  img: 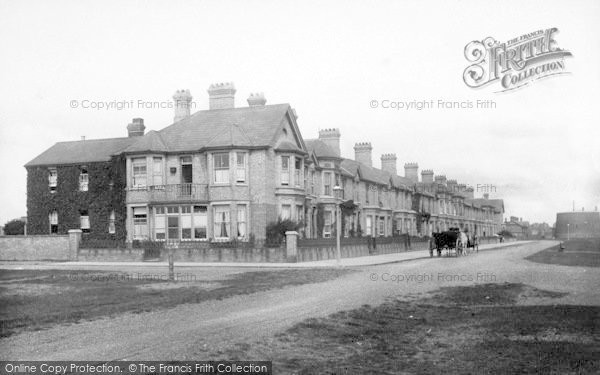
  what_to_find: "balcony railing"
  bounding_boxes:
[127,183,209,203]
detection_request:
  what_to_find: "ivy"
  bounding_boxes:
[26,156,126,243]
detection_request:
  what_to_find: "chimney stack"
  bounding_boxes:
[208,82,236,110]
[421,169,434,183]
[447,179,458,192]
[319,128,341,157]
[404,163,419,183]
[354,142,373,167]
[247,92,267,107]
[434,175,447,186]
[173,89,193,123]
[465,187,474,199]
[127,118,145,137]
[381,154,398,175]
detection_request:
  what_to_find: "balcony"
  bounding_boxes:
[126,184,209,204]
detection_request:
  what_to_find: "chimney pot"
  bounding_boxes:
[247,92,267,107]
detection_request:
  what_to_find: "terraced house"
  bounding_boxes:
[25,82,504,244]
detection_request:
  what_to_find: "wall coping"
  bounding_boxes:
[0,234,69,238]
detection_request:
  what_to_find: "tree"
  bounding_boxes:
[3,219,25,235]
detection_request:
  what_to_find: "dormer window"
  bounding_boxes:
[79,166,88,191]
[48,168,57,192]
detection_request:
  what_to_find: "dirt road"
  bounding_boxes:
[1,240,597,360]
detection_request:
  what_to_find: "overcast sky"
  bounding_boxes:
[1,0,599,226]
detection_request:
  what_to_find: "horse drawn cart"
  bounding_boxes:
[430,228,478,257]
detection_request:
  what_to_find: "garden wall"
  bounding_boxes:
[0,234,75,261]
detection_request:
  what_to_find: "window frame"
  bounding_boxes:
[213,152,230,184]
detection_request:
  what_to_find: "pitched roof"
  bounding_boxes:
[25,137,135,167]
[304,139,339,158]
[467,198,505,213]
[340,158,392,186]
[130,103,292,153]
[27,103,297,166]
[123,130,169,153]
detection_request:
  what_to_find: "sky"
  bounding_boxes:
[0,0,599,226]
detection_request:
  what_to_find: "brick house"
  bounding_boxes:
[25,82,504,244]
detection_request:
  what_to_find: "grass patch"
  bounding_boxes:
[526,239,600,267]
[0,268,353,337]
[215,283,600,374]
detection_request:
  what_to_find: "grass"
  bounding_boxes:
[526,238,600,267]
[0,268,353,337]
[215,283,600,374]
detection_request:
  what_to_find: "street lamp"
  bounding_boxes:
[567,223,570,241]
[333,185,343,266]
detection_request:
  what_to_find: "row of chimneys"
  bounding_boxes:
[318,129,477,197]
[127,82,266,137]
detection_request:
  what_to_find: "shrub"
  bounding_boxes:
[266,218,302,245]
[3,219,25,235]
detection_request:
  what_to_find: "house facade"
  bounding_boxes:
[25,82,504,244]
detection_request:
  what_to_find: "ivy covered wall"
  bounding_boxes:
[26,155,127,242]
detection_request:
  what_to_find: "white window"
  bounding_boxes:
[236,152,246,183]
[152,157,163,186]
[49,210,58,234]
[193,206,207,240]
[48,168,57,192]
[281,204,291,220]
[108,210,116,234]
[154,207,166,240]
[366,216,373,236]
[132,158,147,187]
[213,153,230,184]
[323,172,332,196]
[323,210,332,238]
[281,156,290,185]
[133,207,148,239]
[181,206,192,240]
[79,166,89,192]
[237,205,247,239]
[80,210,90,233]
[294,157,302,187]
[214,206,230,240]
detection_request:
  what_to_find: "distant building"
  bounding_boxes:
[529,222,552,239]
[555,211,600,239]
[503,216,530,239]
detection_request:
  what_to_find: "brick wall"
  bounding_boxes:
[0,235,72,261]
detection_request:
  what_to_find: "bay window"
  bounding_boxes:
[214,206,230,240]
[237,205,247,239]
[281,156,290,185]
[132,158,147,187]
[236,152,246,183]
[213,153,229,184]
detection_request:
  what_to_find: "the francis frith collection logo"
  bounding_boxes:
[463,28,572,92]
